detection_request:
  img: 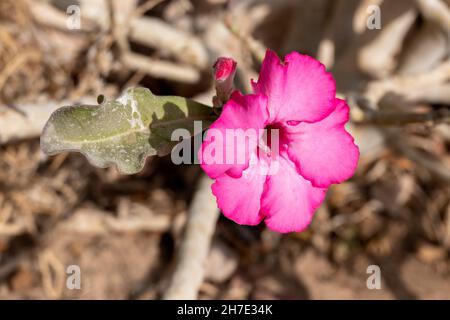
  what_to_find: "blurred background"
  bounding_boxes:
[0,0,450,299]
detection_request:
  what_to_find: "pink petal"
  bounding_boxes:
[252,50,336,123]
[212,152,268,226]
[261,154,326,233]
[285,98,359,188]
[199,92,268,179]
[199,91,268,179]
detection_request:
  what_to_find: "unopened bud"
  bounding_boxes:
[213,57,237,108]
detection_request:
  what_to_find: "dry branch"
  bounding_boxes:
[0,98,95,145]
[163,175,219,300]
[122,52,201,83]
[416,0,450,34]
[28,0,97,32]
[364,60,450,106]
[129,17,209,69]
[28,0,209,71]
[353,107,450,126]
[358,6,417,78]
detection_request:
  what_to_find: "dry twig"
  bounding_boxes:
[0,97,95,145]
[163,175,219,300]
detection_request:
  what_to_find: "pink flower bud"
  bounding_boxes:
[213,57,237,107]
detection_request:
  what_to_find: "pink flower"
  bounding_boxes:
[199,50,359,233]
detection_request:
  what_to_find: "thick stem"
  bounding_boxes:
[163,174,219,300]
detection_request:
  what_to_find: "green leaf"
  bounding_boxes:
[41,87,215,174]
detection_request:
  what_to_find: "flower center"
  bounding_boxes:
[259,124,282,157]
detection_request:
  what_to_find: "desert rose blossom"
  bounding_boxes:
[199,50,359,233]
